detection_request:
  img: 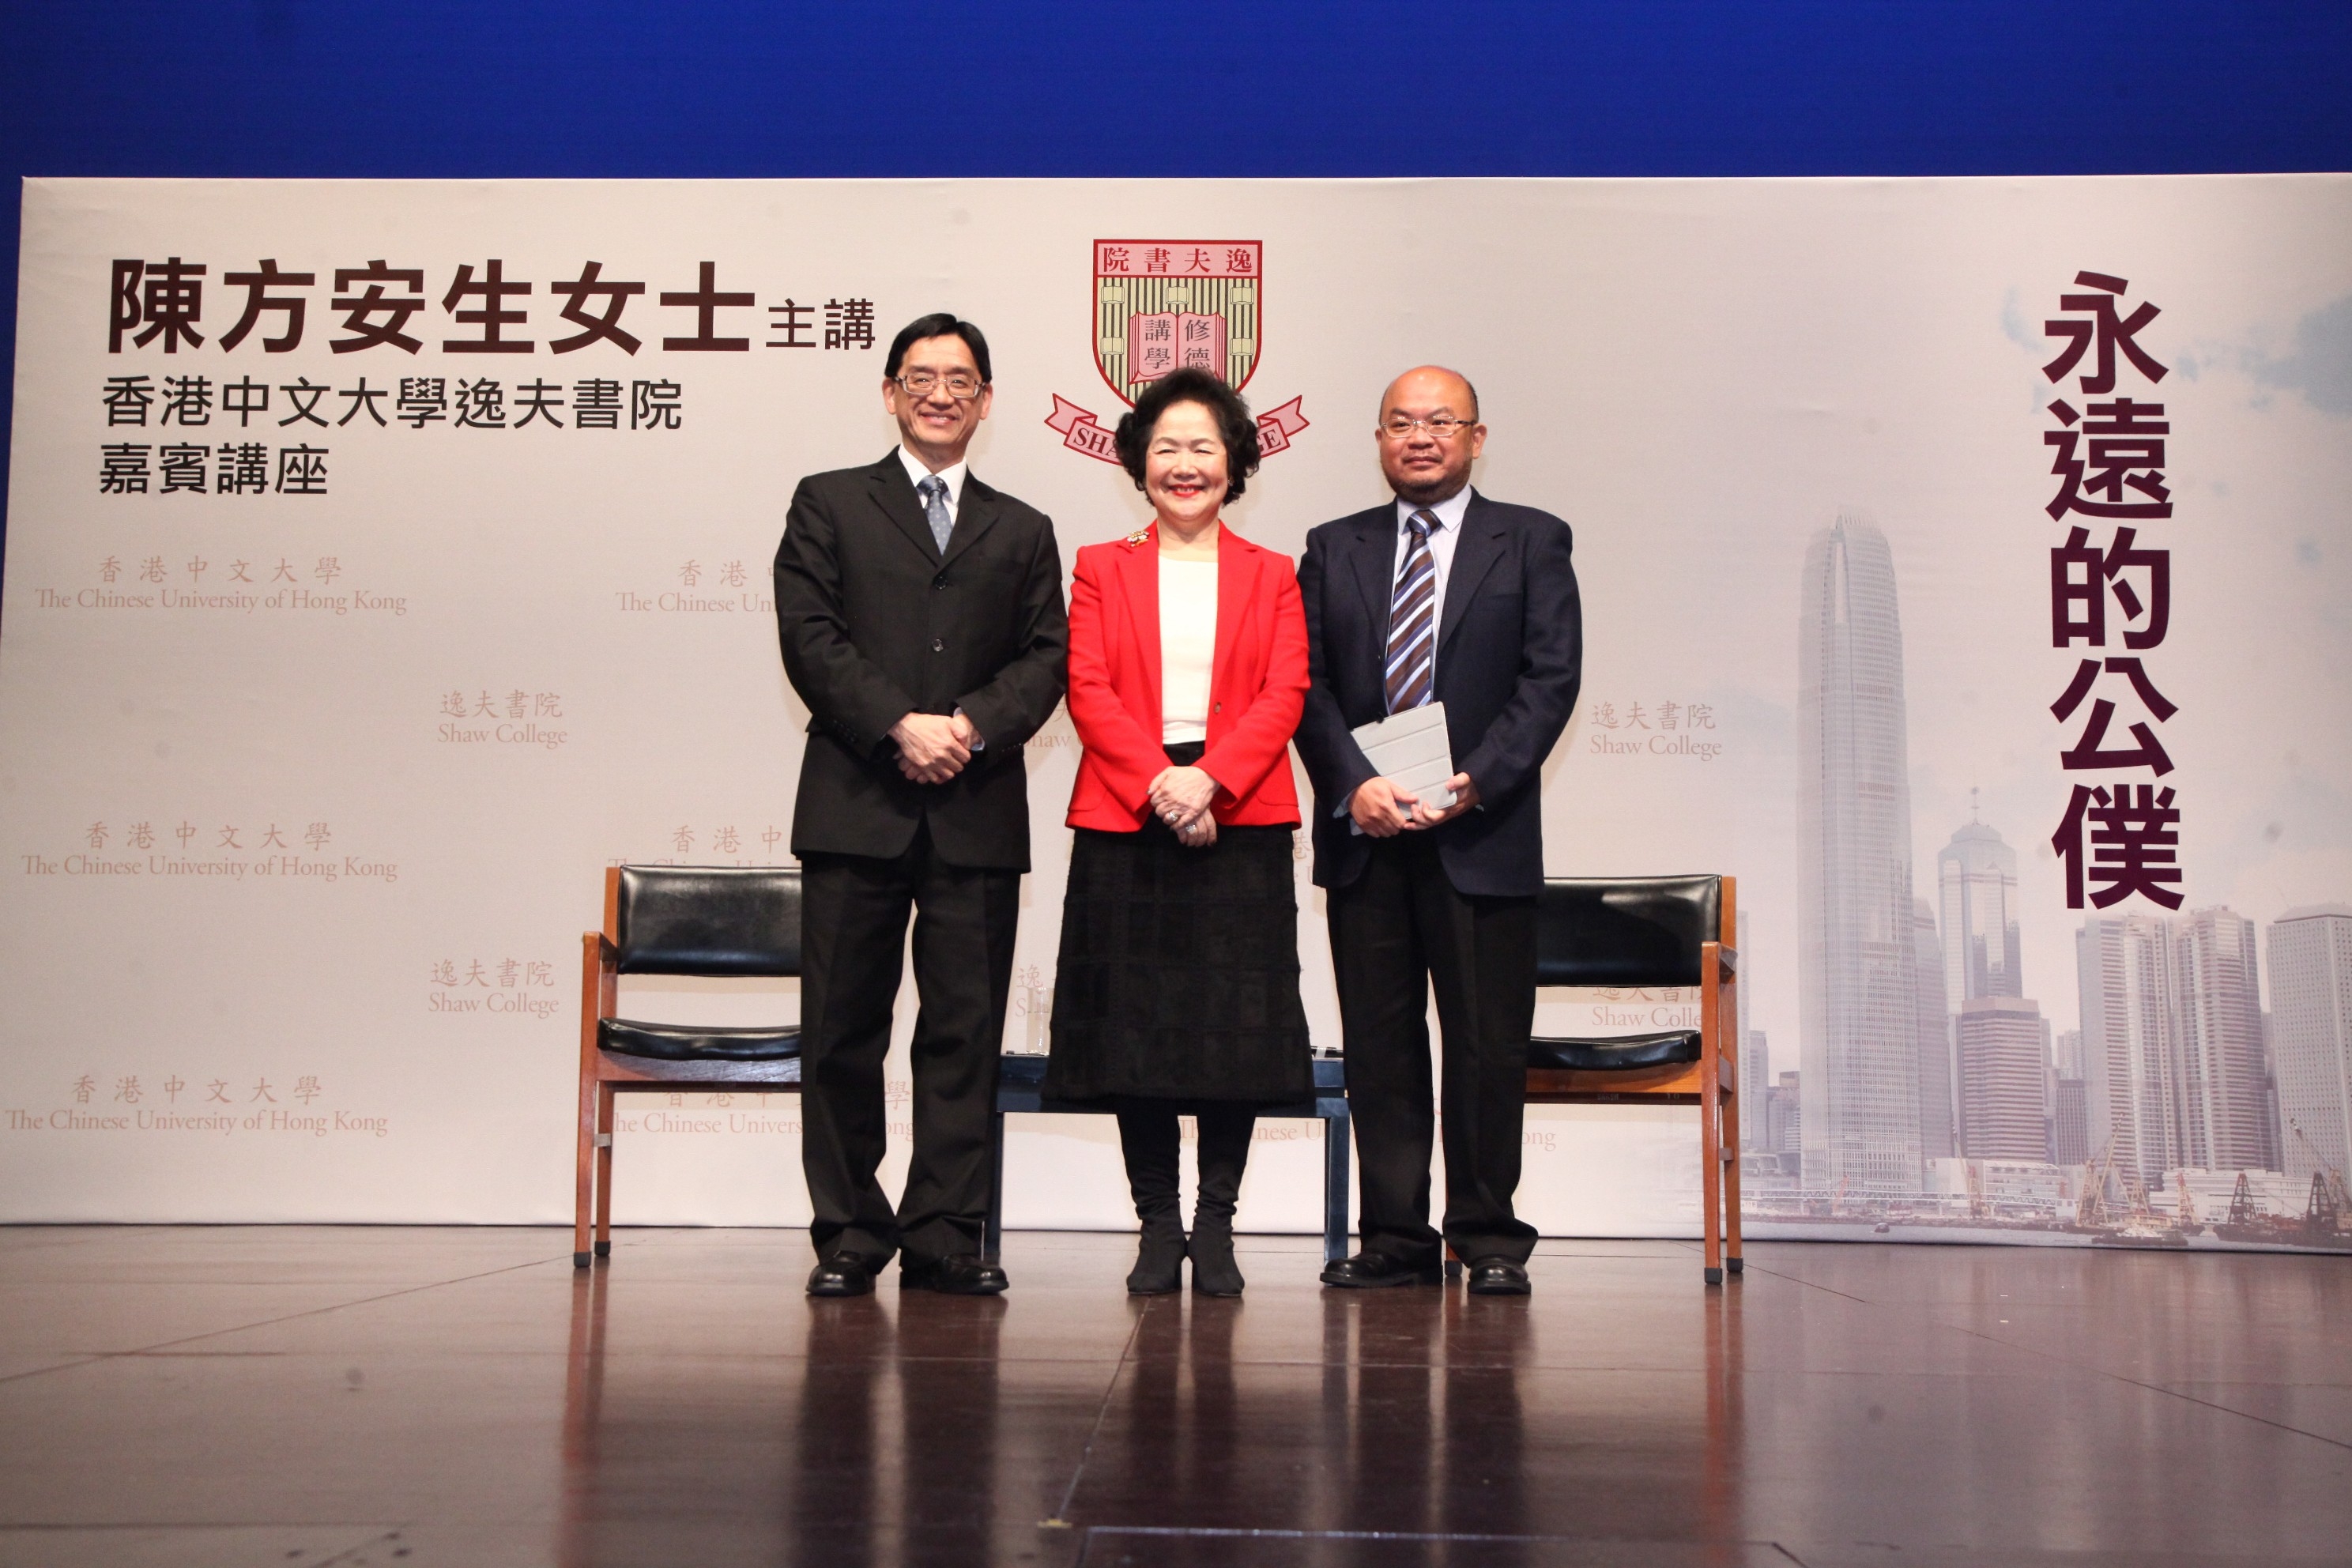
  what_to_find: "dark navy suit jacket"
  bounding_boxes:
[1294,490,1582,899]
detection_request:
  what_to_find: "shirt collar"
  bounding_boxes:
[1395,485,1473,535]
[898,447,969,507]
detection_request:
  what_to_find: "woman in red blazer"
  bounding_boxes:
[1042,368,1312,1298]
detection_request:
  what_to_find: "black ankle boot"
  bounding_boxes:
[1129,1219,1187,1295]
[1189,1108,1254,1297]
[1187,1213,1243,1296]
[1118,1108,1186,1295]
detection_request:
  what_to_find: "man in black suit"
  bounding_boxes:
[1296,366,1581,1296]
[773,313,1068,1298]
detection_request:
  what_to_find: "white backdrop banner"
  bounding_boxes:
[5,178,2349,1246]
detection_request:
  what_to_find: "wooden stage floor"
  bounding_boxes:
[0,1227,2346,1566]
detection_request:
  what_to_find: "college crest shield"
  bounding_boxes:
[1046,238,1306,466]
[1092,239,1263,398]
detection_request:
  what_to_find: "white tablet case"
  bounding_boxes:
[1350,702,1457,820]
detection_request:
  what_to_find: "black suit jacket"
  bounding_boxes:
[774,452,1069,871]
[1295,490,1581,899]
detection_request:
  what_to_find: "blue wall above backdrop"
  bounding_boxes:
[2,0,2350,556]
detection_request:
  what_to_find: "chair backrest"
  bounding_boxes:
[611,865,802,977]
[1535,876,1723,988]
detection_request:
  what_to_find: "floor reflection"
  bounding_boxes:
[793,1292,888,1564]
[1317,1289,1536,1566]
[557,1264,1012,1566]
[556,1246,1751,1566]
[23,1231,2343,1566]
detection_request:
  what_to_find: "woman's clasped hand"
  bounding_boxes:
[1148,764,1219,846]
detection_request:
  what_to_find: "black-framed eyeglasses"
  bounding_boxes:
[1379,415,1476,439]
[895,370,987,400]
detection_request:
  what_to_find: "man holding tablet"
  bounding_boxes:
[1295,366,1583,1296]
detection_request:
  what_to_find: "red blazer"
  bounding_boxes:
[1065,524,1310,831]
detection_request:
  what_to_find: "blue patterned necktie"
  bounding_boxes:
[917,473,952,553]
[1384,510,1439,712]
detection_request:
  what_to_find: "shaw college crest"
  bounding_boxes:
[1046,239,1308,466]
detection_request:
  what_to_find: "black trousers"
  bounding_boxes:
[797,823,1020,1265]
[1327,832,1538,1266]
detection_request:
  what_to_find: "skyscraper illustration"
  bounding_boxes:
[1936,816,2049,1163]
[1913,899,1956,1160]
[1797,513,1924,1193]
[2267,905,2352,1197]
[2053,1027,2085,1080]
[1957,996,2052,1159]
[2173,908,2275,1173]
[2079,906,2275,1199]
[1738,909,1772,1151]
[2079,913,2183,1197]
[1939,819,2023,1002]
[2051,1075,2090,1164]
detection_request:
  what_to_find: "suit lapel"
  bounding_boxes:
[868,451,941,564]
[1121,526,1163,737]
[940,475,1005,568]
[1436,491,1506,659]
[1348,508,1396,640]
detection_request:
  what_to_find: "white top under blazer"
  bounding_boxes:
[1158,558,1219,745]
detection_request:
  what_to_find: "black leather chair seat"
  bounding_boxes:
[598,1019,802,1061]
[1527,1029,1700,1072]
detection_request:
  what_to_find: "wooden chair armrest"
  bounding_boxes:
[580,931,620,1035]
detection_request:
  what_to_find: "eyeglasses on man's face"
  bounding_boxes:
[894,369,987,400]
[1379,414,1476,440]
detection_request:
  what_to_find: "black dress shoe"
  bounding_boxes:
[1464,1257,1532,1295]
[900,1253,1009,1295]
[1320,1252,1444,1288]
[806,1254,880,1298]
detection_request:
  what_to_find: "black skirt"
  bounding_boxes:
[1042,757,1313,1103]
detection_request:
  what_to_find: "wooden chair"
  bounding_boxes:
[575,865,804,1268]
[1525,875,1742,1283]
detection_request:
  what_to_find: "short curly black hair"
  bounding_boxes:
[1113,367,1262,503]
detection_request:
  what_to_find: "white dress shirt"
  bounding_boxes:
[1159,559,1219,745]
[897,447,968,529]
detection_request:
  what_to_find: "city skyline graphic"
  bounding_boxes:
[1758,513,2351,1251]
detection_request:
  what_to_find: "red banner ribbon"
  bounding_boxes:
[1254,395,1309,455]
[1046,394,1309,465]
[1045,394,1121,465]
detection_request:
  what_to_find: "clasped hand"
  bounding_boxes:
[1348,772,1479,838]
[891,711,978,785]
[1148,764,1220,849]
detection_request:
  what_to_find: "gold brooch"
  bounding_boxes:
[1123,527,1151,548]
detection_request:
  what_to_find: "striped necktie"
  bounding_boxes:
[917,473,952,553]
[1384,510,1439,712]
